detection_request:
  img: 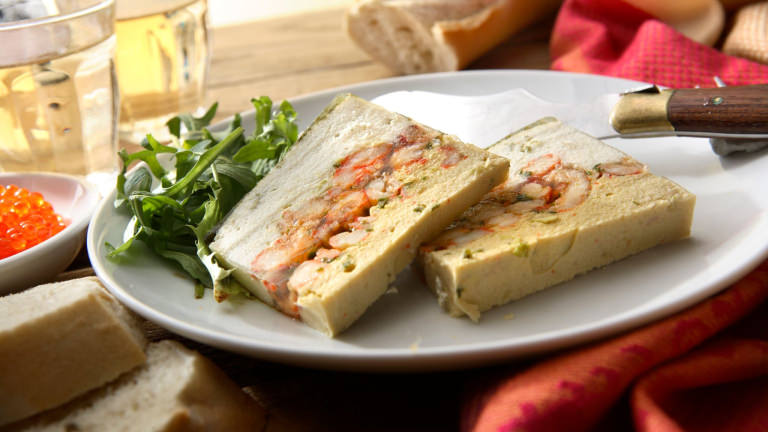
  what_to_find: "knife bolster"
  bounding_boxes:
[610,90,674,134]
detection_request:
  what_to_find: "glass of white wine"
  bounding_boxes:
[0,0,119,191]
[115,0,209,142]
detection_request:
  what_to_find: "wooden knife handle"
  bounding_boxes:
[668,85,768,134]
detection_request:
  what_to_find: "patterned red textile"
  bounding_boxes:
[550,0,768,87]
[463,1,768,430]
[463,261,768,432]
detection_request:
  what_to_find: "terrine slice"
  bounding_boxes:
[211,94,509,336]
[418,117,696,321]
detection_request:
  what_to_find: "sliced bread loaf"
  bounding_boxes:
[7,341,266,432]
[345,0,562,74]
[0,277,146,426]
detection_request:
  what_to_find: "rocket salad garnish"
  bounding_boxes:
[106,97,299,301]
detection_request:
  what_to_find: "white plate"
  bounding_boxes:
[1,172,99,294]
[87,70,768,371]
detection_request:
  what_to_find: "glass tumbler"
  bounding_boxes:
[0,0,119,190]
[115,0,210,142]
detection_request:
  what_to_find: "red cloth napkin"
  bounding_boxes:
[550,0,768,87]
[462,1,768,430]
[463,261,768,431]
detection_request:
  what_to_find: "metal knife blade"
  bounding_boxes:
[371,85,768,149]
[372,89,620,148]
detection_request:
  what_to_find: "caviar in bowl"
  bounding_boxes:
[0,173,99,294]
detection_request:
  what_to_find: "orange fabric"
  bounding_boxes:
[463,260,768,431]
[633,338,768,431]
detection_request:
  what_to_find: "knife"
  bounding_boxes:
[609,84,768,139]
[371,84,768,155]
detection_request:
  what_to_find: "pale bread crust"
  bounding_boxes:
[723,1,768,64]
[0,277,147,426]
[623,0,724,46]
[7,341,266,432]
[345,0,562,74]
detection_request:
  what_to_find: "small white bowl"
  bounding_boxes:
[0,172,100,295]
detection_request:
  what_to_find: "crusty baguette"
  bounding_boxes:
[6,341,267,432]
[211,94,509,336]
[719,0,761,11]
[418,118,695,320]
[0,277,147,426]
[345,0,562,74]
[624,0,724,46]
[723,1,768,64]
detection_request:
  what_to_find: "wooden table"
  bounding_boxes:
[206,7,553,119]
[74,7,556,431]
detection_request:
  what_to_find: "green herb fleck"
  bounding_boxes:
[519,170,533,177]
[517,193,533,202]
[463,249,473,259]
[414,205,425,213]
[333,160,342,168]
[511,241,530,257]
[431,203,440,211]
[534,214,559,224]
[342,259,356,272]
[377,198,389,208]
[321,255,338,264]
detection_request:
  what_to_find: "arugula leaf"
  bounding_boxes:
[179,103,219,134]
[232,136,274,162]
[163,127,244,198]
[166,116,182,139]
[108,98,299,301]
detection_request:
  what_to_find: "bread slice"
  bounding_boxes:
[8,341,266,432]
[418,118,696,320]
[345,0,562,74]
[0,277,146,426]
[211,94,509,336]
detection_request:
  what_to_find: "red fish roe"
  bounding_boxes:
[0,184,68,260]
